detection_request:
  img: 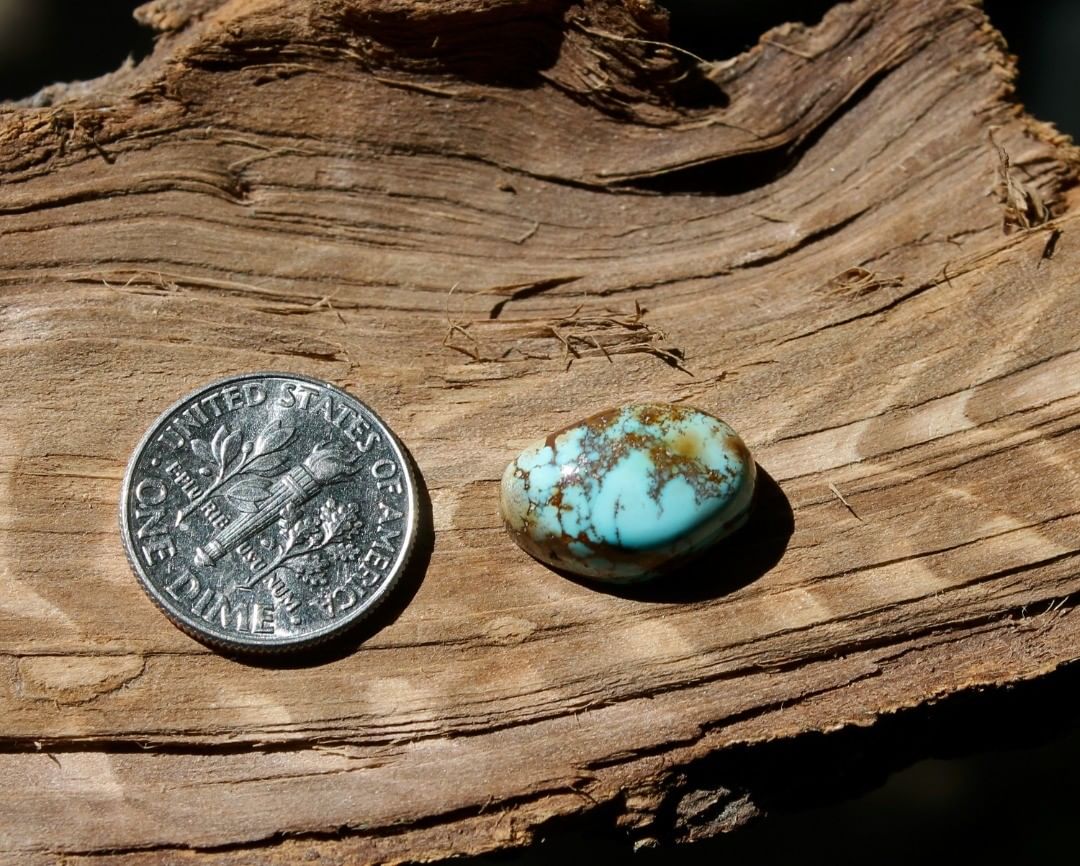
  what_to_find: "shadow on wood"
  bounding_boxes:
[565,466,793,603]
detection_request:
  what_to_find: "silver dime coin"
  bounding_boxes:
[119,373,418,652]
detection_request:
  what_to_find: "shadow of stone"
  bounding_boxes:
[560,465,793,603]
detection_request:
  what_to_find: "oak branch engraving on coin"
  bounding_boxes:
[120,374,418,651]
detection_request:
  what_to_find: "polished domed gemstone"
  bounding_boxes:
[499,404,756,583]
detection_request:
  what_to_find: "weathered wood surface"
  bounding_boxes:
[2,0,1079,861]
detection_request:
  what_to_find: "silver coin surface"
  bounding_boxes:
[120,373,418,652]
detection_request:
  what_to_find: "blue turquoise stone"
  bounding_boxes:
[499,404,756,583]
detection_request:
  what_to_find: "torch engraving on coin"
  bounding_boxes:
[119,373,418,651]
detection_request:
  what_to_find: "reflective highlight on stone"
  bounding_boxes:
[499,404,756,583]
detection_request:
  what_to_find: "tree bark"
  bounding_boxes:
[1,0,1079,862]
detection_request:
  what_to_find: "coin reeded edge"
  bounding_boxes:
[118,371,419,653]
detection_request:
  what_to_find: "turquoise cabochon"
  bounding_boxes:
[499,404,756,583]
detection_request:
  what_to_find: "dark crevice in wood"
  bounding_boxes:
[614,144,801,197]
[775,277,939,344]
[662,0,841,63]
[615,64,895,195]
[745,207,872,269]
[657,654,1080,841]
[337,4,572,88]
[425,655,1080,859]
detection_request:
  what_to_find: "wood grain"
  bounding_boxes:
[2,0,1079,861]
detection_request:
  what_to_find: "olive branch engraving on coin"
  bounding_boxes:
[175,418,296,525]
[244,498,361,588]
[193,438,363,567]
